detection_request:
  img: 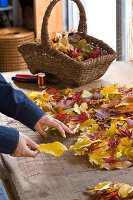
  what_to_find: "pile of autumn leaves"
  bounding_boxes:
[85,181,133,200]
[35,30,103,62]
[27,84,133,171]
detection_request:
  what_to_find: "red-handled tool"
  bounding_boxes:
[12,74,38,83]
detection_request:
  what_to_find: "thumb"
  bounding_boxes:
[26,138,39,150]
[25,146,39,157]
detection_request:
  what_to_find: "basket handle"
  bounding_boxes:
[41,0,87,49]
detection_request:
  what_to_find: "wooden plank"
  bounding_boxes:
[34,0,63,38]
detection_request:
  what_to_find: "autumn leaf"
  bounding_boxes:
[38,142,67,157]
[100,160,133,170]
[85,182,133,200]
[115,105,133,113]
[28,83,133,169]
[69,138,102,151]
[100,85,119,96]
[94,108,113,121]
[81,90,93,98]
[89,149,111,165]
[86,182,111,192]
[55,99,75,109]
[118,184,133,198]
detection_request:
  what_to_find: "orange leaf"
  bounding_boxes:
[115,105,133,113]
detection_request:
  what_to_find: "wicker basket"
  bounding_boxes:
[18,0,116,87]
[0,27,34,72]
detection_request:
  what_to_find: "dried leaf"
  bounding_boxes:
[38,142,67,157]
[118,184,133,198]
[100,160,133,170]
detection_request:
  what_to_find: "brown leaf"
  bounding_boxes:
[100,160,133,170]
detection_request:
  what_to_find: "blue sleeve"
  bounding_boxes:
[0,126,19,154]
[0,73,46,130]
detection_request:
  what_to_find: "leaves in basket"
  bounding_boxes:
[35,30,104,62]
[28,84,133,170]
[38,142,67,157]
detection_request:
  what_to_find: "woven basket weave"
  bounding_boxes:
[18,0,116,87]
[0,27,34,72]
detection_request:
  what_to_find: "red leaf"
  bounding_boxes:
[56,112,68,122]
[117,127,132,138]
[52,93,64,101]
[72,91,83,101]
[47,88,57,95]
[66,112,89,123]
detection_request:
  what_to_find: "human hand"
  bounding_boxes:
[34,115,74,138]
[11,132,39,158]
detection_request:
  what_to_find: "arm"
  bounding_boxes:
[0,74,73,156]
[0,73,45,131]
[0,126,39,157]
[0,73,73,140]
[0,126,19,154]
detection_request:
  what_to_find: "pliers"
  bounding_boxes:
[12,74,38,83]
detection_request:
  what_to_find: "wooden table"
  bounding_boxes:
[1,61,133,200]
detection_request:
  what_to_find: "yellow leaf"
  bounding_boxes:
[100,85,118,96]
[105,123,117,137]
[114,144,126,159]
[95,182,111,191]
[79,119,98,134]
[61,88,73,96]
[38,142,67,157]
[118,184,133,198]
[73,103,81,114]
[89,150,110,165]
[27,91,39,101]
[69,138,102,151]
[86,182,111,192]
[121,137,132,148]
[79,103,88,112]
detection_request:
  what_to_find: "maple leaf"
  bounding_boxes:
[47,88,57,95]
[38,142,67,157]
[117,127,132,138]
[94,108,113,121]
[100,85,119,96]
[89,149,111,165]
[69,138,102,151]
[55,112,68,123]
[55,99,75,109]
[72,91,83,101]
[69,47,81,58]
[79,118,99,134]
